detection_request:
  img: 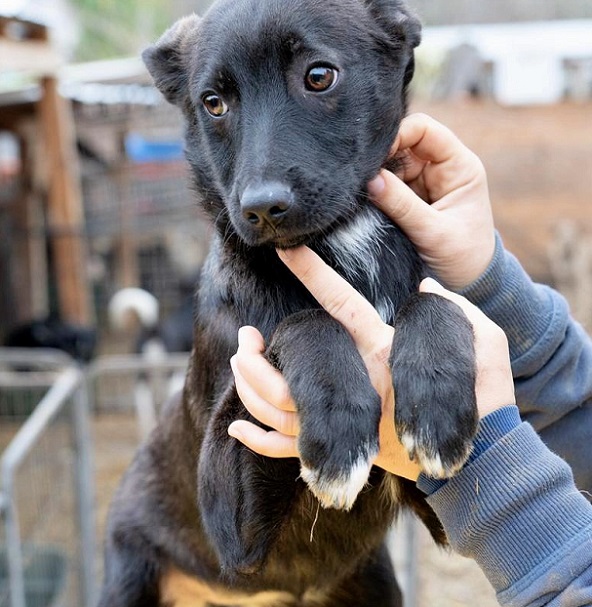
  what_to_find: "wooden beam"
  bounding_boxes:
[38,76,93,325]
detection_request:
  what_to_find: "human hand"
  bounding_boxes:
[229,247,515,481]
[369,113,495,291]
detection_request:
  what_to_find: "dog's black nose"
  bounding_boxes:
[240,182,293,227]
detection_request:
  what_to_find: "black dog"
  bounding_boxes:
[5,316,97,363]
[99,1,477,605]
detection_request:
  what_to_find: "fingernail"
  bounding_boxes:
[367,173,386,197]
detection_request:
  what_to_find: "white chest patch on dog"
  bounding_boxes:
[324,209,396,323]
[325,209,383,284]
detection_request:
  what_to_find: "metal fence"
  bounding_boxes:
[86,353,190,601]
[0,348,190,607]
[0,350,95,607]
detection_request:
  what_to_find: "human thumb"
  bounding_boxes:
[368,169,436,238]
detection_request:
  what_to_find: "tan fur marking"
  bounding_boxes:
[160,568,296,607]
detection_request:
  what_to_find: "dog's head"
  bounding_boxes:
[143,0,421,248]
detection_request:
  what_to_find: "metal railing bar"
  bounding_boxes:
[0,368,82,476]
[1,367,83,607]
[72,379,99,606]
[86,353,189,379]
[0,348,74,369]
[0,371,61,387]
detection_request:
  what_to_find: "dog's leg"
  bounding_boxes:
[198,383,303,576]
[391,292,478,478]
[198,309,381,577]
[98,540,161,607]
[321,544,403,607]
[267,309,382,511]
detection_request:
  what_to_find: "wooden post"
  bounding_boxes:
[115,131,140,289]
[38,76,93,324]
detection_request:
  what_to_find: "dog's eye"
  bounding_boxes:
[305,65,338,92]
[202,93,229,117]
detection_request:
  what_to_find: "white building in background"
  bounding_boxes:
[420,20,592,105]
[2,0,80,59]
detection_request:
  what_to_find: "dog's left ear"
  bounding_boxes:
[142,14,201,105]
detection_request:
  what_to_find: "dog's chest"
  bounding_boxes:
[319,208,415,323]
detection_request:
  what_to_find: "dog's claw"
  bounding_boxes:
[400,431,472,479]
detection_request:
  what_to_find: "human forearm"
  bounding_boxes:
[419,407,592,607]
[460,234,592,491]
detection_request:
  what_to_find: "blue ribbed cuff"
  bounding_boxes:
[424,422,592,594]
[417,405,521,495]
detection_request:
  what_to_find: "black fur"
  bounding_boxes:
[99,1,477,605]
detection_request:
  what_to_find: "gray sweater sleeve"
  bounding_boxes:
[419,407,592,607]
[459,233,592,492]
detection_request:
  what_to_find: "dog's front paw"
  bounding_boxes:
[268,309,383,511]
[300,446,378,510]
[294,377,381,510]
[391,292,478,479]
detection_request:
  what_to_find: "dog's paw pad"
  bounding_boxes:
[300,450,376,511]
[400,431,472,479]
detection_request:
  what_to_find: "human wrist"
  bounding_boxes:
[417,405,520,495]
[423,421,592,595]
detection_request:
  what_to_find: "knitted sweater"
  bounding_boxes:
[416,235,592,606]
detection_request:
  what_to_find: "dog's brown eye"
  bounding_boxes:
[305,65,338,92]
[202,93,229,117]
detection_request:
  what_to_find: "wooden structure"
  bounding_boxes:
[0,15,92,327]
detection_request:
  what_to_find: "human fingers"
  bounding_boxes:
[368,169,439,237]
[387,113,486,202]
[228,420,299,458]
[276,247,392,363]
[234,326,296,412]
[393,113,467,165]
[419,278,515,417]
[231,356,300,436]
[370,119,494,290]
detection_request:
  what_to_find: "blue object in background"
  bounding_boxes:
[125,133,184,163]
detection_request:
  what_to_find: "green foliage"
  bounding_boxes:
[70,0,172,61]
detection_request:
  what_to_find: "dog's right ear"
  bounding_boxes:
[142,14,201,105]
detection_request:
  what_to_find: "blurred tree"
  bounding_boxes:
[70,0,173,61]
